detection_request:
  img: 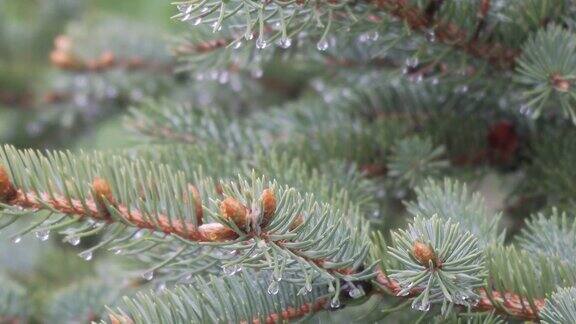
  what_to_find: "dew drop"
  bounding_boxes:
[305,281,312,292]
[232,41,242,50]
[222,264,239,276]
[110,247,123,255]
[256,37,267,49]
[349,287,364,299]
[250,67,263,79]
[405,57,419,68]
[157,283,167,292]
[297,286,308,296]
[35,229,50,241]
[330,298,341,309]
[11,236,21,244]
[267,281,279,295]
[278,37,292,49]
[316,39,329,51]
[431,77,440,85]
[426,30,436,42]
[67,236,81,246]
[411,299,430,312]
[142,271,154,281]
[78,250,93,261]
[193,18,203,26]
[212,22,222,32]
[245,33,254,40]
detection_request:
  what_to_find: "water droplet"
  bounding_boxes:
[349,287,364,299]
[297,286,308,296]
[267,281,279,295]
[11,236,21,244]
[142,271,154,281]
[278,37,292,49]
[222,264,239,276]
[250,67,263,79]
[411,299,430,312]
[330,298,341,309]
[200,7,209,13]
[426,30,436,42]
[78,250,93,261]
[193,18,202,26]
[305,281,312,292]
[328,283,335,293]
[369,30,379,41]
[212,22,222,32]
[405,57,419,68]
[232,41,242,49]
[35,229,50,241]
[431,77,439,85]
[157,283,167,292]
[455,85,469,93]
[256,37,267,49]
[316,39,329,51]
[245,33,254,40]
[110,247,123,255]
[67,236,80,246]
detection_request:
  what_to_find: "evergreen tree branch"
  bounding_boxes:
[370,0,519,69]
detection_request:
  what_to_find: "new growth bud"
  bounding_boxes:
[219,197,248,229]
[412,241,438,267]
[0,165,16,202]
[260,188,276,225]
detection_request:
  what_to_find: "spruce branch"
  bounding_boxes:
[540,287,576,324]
[363,0,519,69]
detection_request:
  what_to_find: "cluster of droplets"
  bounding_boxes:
[411,298,430,312]
[142,270,154,281]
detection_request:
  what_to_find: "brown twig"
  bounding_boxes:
[372,0,519,69]
[374,269,544,321]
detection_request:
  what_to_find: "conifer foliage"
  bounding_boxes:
[1,0,576,323]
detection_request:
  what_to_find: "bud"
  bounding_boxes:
[219,197,248,228]
[260,188,276,225]
[289,214,304,231]
[50,49,83,70]
[54,35,72,52]
[198,223,238,241]
[92,177,115,205]
[551,73,570,92]
[109,314,133,324]
[412,241,437,267]
[188,184,203,225]
[0,165,17,202]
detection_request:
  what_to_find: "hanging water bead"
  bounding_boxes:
[11,236,22,244]
[193,18,202,26]
[411,298,430,312]
[78,250,93,261]
[267,280,279,295]
[256,37,268,49]
[297,286,308,296]
[316,39,329,51]
[278,37,292,49]
[349,287,364,299]
[34,229,50,241]
[222,264,240,276]
[212,22,222,33]
[232,41,242,50]
[110,247,123,255]
[330,298,341,309]
[142,271,154,281]
[67,236,81,246]
[426,29,436,42]
[405,57,419,68]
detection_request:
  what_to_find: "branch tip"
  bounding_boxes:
[220,197,249,228]
[0,165,16,203]
[260,188,276,225]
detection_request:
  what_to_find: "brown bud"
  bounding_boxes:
[54,35,72,51]
[109,314,133,324]
[188,184,203,225]
[50,49,83,70]
[551,73,571,92]
[92,177,114,205]
[260,188,276,224]
[289,214,304,231]
[412,241,437,266]
[198,223,238,241]
[99,51,115,67]
[219,197,248,228]
[0,165,17,202]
